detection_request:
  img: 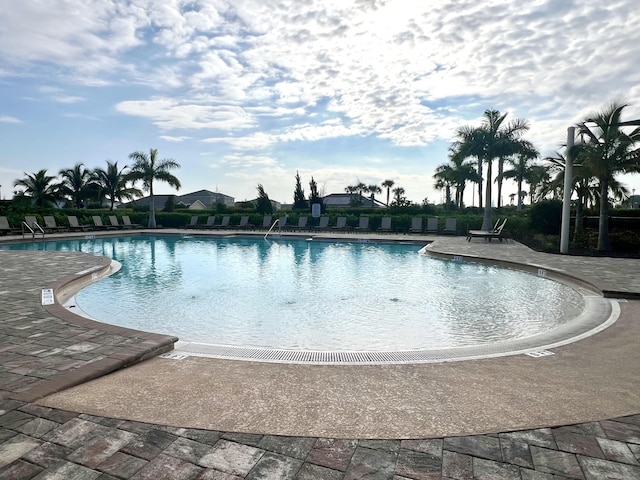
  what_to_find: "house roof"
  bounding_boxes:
[122,189,234,209]
[322,193,385,208]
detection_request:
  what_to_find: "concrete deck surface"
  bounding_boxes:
[1,229,639,479]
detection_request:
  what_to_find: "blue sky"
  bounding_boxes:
[1,0,640,205]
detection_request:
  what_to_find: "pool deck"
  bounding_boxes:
[1,229,639,479]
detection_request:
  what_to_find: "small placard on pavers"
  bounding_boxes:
[525,350,555,358]
[41,288,55,305]
[159,352,190,360]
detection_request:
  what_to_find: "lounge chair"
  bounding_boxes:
[314,216,329,230]
[409,217,423,233]
[200,216,217,229]
[260,215,273,229]
[378,217,392,232]
[92,215,115,230]
[234,216,253,229]
[184,215,200,229]
[109,215,125,229]
[355,216,369,232]
[332,216,348,230]
[68,215,92,231]
[467,218,508,242]
[443,218,457,235]
[425,217,438,233]
[217,216,231,229]
[291,216,308,230]
[122,215,142,229]
[43,216,67,233]
[0,216,21,235]
[277,216,288,231]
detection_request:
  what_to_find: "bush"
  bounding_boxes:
[529,200,562,235]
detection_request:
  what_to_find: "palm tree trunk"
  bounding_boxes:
[573,194,584,241]
[477,159,483,209]
[597,180,610,251]
[482,160,493,230]
[496,157,504,208]
[516,179,523,211]
[148,183,157,228]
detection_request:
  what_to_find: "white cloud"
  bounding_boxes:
[0,116,22,123]
[115,97,256,130]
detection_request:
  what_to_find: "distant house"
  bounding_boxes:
[122,189,235,210]
[322,193,385,208]
[237,198,283,211]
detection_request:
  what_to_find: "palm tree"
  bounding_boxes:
[59,163,93,208]
[381,179,395,206]
[366,184,381,207]
[128,148,181,228]
[576,102,640,251]
[433,164,455,207]
[92,161,142,211]
[13,169,60,207]
[452,109,534,230]
[499,147,539,211]
[391,186,408,206]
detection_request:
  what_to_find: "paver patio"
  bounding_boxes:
[0,229,639,479]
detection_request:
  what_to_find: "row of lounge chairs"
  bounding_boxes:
[181,215,461,234]
[0,215,143,235]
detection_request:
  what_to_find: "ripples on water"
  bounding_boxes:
[4,236,585,351]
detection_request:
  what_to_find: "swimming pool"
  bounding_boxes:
[3,234,602,360]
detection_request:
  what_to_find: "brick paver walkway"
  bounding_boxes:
[1,231,639,479]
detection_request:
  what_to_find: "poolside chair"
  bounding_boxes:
[184,215,200,229]
[355,216,369,232]
[68,215,92,232]
[277,216,288,231]
[0,216,21,235]
[467,218,508,242]
[210,215,231,229]
[443,218,457,235]
[378,217,392,232]
[425,217,438,233]
[92,215,115,230]
[314,216,329,230]
[109,215,125,229]
[291,216,308,231]
[200,216,217,229]
[122,215,142,229]
[260,215,273,229]
[332,216,348,230]
[236,216,254,230]
[43,216,67,233]
[409,217,423,233]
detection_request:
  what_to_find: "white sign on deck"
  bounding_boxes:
[41,288,55,305]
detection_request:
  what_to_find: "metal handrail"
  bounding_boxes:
[22,221,45,239]
[264,218,280,240]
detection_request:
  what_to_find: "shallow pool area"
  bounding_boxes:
[2,234,600,358]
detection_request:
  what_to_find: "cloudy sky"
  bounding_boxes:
[1,0,640,205]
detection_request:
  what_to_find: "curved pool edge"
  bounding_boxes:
[8,252,178,403]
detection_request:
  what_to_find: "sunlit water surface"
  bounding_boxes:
[4,236,585,351]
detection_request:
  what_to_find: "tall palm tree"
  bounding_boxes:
[499,147,539,211]
[452,109,534,230]
[92,161,142,211]
[435,155,481,208]
[381,179,395,206]
[391,186,408,206]
[59,163,93,208]
[13,169,60,207]
[128,148,181,228]
[576,102,640,251]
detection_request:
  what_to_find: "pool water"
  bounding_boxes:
[3,235,586,351]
